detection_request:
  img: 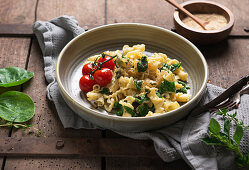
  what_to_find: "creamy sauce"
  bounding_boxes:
[182,14,228,31]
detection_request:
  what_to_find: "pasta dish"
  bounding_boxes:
[79,44,191,117]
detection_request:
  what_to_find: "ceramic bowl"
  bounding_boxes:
[56,23,208,132]
[173,0,234,45]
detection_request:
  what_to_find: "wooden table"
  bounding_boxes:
[0,0,248,169]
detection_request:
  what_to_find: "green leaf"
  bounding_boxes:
[224,119,231,136]
[233,125,243,144]
[160,63,170,72]
[136,104,149,117]
[115,71,121,79]
[170,62,181,72]
[0,91,35,122]
[208,118,221,135]
[116,107,123,116]
[159,79,176,93]
[156,91,162,98]
[178,80,186,87]
[114,102,123,116]
[134,80,143,91]
[123,106,136,117]
[0,67,34,87]
[160,63,181,72]
[216,109,228,116]
[114,102,122,108]
[100,88,111,94]
[201,137,224,145]
[137,56,148,72]
[176,88,187,93]
[134,94,148,104]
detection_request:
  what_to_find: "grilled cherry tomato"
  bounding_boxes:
[94,68,113,87]
[79,75,96,92]
[82,63,96,75]
[98,55,115,70]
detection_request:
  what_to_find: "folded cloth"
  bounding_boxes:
[33,16,249,170]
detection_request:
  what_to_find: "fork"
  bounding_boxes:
[211,84,249,111]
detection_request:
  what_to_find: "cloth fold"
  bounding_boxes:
[33,15,249,170]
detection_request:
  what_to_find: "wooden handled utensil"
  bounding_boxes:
[165,0,207,30]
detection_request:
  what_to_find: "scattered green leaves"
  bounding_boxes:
[0,67,34,87]
[133,94,149,104]
[100,88,111,94]
[170,62,181,72]
[159,79,176,94]
[123,106,137,117]
[160,62,181,72]
[115,71,121,79]
[134,80,143,91]
[136,104,149,117]
[0,91,35,122]
[114,102,123,116]
[202,109,249,168]
[137,56,148,72]
[176,81,190,94]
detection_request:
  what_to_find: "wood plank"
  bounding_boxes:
[107,0,183,30]
[0,1,36,168]
[201,39,249,88]
[37,0,105,29]
[0,37,31,170]
[0,137,157,157]
[4,0,105,169]
[0,0,36,24]
[0,24,33,37]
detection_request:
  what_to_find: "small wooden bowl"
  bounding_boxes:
[173,0,234,45]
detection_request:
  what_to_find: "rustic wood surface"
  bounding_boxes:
[0,0,248,170]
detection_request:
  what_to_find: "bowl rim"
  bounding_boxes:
[173,0,235,34]
[56,23,209,121]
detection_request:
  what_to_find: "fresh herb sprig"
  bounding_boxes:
[0,122,43,137]
[202,109,249,168]
[89,54,117,78]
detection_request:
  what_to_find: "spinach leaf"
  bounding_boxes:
[136,104,149,117]
[176,80,190,94]
[170,62,181,72]
[0,67,34,87]
[159,79,176,93]
[160,62,181,72]
[133,94,149,104]
[134,79,143,91]
[100,88,111,94]
[123,106,136,117]
[156,91,162,98]
[115,71,121,79]
[137,56,148,72]
[160,63,171,71]
[0,91,35,122]
[114,102,123,116]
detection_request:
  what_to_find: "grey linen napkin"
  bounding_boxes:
[33,16,249,170]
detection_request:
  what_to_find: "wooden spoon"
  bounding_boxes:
[165,0,207,30]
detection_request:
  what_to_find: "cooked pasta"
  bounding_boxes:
[84,44,191,117]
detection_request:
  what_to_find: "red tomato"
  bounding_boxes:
[79,75,96,92]
[82,63,96,75]
[98,55,115,70]
[94,68,113,87]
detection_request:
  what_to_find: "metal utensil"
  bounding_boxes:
[192,75,249,116]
